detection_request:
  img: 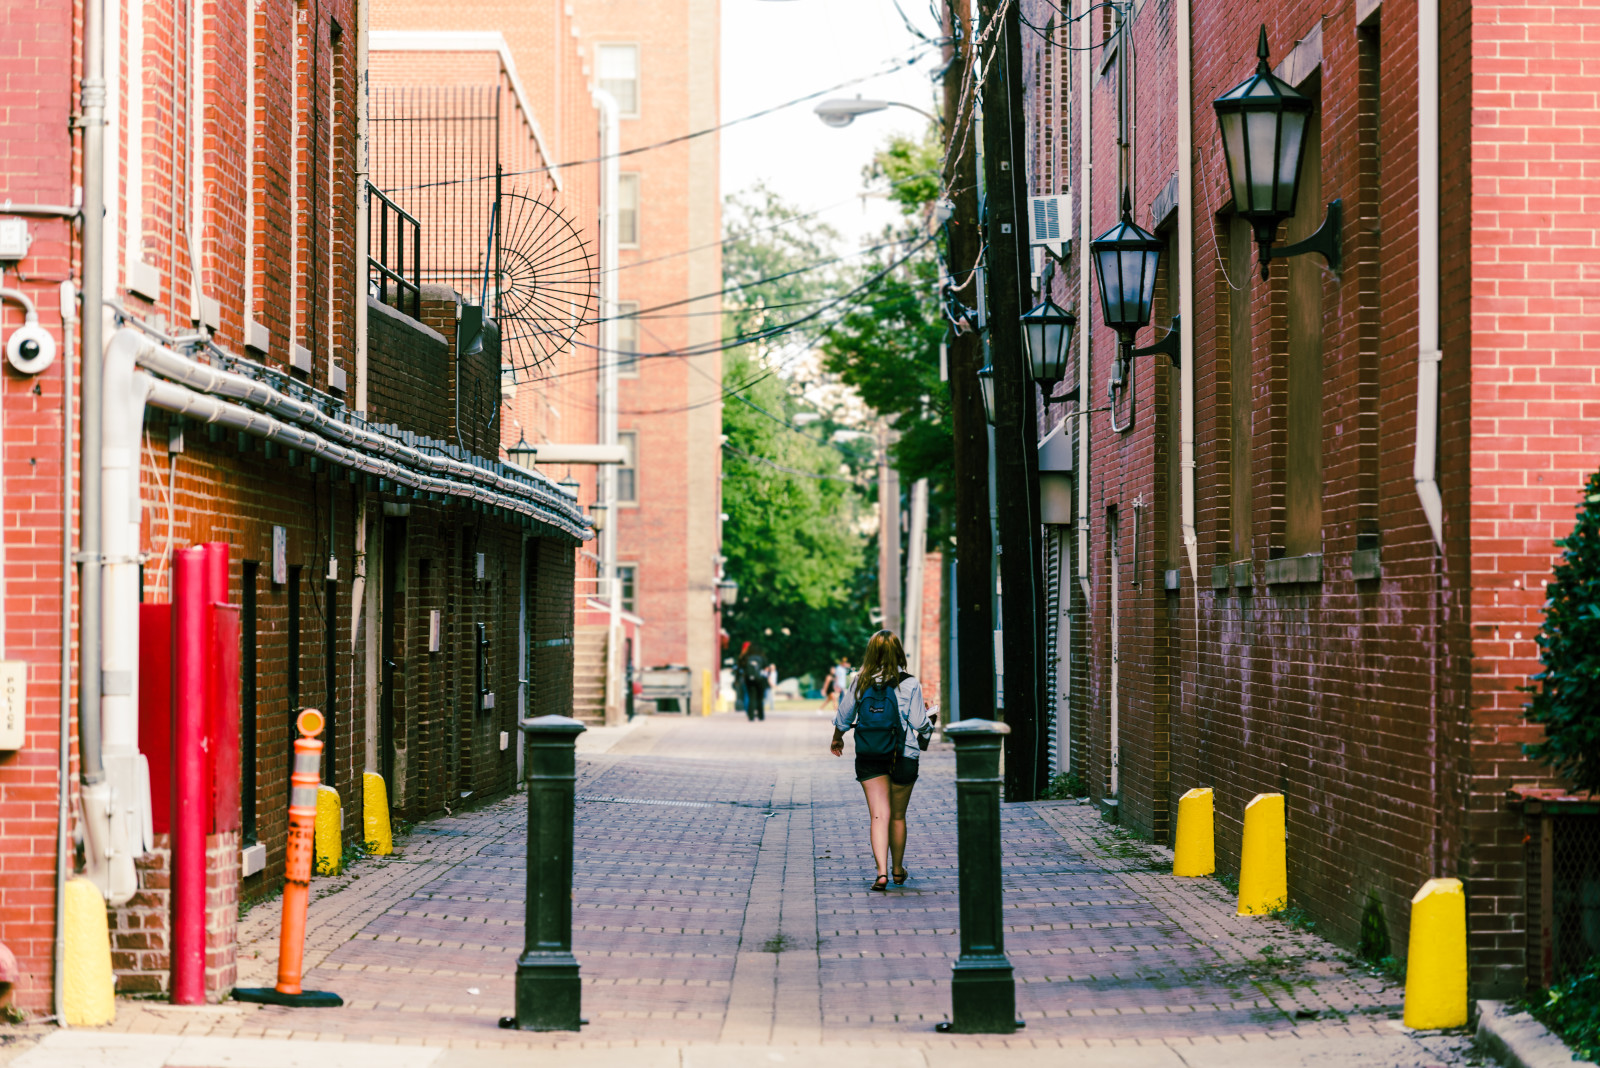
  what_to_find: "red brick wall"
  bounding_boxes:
[0,0,79,1016]
[1016,0,1586,996]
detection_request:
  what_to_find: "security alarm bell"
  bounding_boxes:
[6,323,55,374]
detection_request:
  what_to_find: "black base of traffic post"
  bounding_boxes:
[232,988,344,1008]
[499,714,587,1032]
[940,719,1023,1034]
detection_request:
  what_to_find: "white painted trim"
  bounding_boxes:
[1273,19,1323,89]
[369,30,563,191]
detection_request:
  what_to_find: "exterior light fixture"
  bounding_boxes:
[588,501,607,532]
[1019,297,1077,395]
[976,362,997,426]
[718,578,739,606]
[557,475,581,498]
[508,434,537,469]
[814,96,940,129]
[1090,192,1164,360]
[1212,26,1341,278]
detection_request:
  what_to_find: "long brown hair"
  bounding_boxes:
[854,630,908,697]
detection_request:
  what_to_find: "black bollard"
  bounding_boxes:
[500,714,587,1031]
[937,719,1021,1033]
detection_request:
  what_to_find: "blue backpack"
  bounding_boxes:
[853,681,905,758]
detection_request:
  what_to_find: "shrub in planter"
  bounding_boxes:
[1526,469,1600,791]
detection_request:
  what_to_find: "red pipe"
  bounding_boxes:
[202,541,229,609]
[171,546,208,1004]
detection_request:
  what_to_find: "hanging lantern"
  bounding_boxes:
[976,362,997,426]
[1019,298,1076,385]
[1212,26,1316,274]
[1090,191,1163,344]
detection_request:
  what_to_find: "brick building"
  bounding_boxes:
[0,0,586,1015]
[1009,0,1599,995]
[369,0,726,716]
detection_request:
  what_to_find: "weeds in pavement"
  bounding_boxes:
[1213,869,1240,895]
[239,885,282,920]
[1271,903,1317,933]
[761,933,793,954]
[1044,771,1089,800]
[1,1004,25,1024]
[1524,960,1600,1061]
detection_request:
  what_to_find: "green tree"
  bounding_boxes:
[719,187,876,680]
[820,130,953,537]
[1526,470,1600,791]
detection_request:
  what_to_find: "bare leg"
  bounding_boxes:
[859,776,891,880]
[889,781,915,876]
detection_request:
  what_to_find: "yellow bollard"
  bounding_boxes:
[1173,787,1215,877]
[363,772,393,855]
[1237,792,1287,915]
[314,785,342,875]
[62,877,115,1026]
[1403,878,1467,1029]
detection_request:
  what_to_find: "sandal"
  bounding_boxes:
[893,867,909,885]
[870,873,889,892]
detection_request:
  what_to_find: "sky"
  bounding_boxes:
[721,0,943,251]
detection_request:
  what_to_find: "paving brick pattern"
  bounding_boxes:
[86,713,1478,1062]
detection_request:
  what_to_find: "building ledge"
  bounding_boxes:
[1351,547,1381,581]
[1264,553,1322,586]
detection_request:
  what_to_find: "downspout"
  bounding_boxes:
[1178,0,1196,586]
[1076,0,1092,602]
[1414,0,1444,548]
[186,0,203,325]
[54,282,77,1023]
[355,0,370,414]
[77,0,109,895]
[92,331,157,907]
[594,87,622,723]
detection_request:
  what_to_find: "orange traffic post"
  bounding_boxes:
[233,710,343,1008]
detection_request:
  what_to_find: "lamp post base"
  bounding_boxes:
[232,987,343,1008]
[942,957,1021,1033]
[505,950,583,1031]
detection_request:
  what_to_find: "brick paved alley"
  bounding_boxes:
[5,712,1484,1066]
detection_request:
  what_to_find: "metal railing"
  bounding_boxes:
[368,182,421,320]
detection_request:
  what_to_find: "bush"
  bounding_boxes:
[1525,469,1600,792]
[1528,960,1600,1062]
[1044,771,1088,800]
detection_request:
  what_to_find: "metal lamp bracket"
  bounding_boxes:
[1129,314,1182,369]
[1268,199,1341,277]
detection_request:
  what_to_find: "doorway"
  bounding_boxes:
[380,517,406,793]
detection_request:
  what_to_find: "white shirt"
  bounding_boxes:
[833,673,933,760]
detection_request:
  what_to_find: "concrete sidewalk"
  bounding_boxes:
[1,712,1482,1065]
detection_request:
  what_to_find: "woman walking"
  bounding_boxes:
[829,630,935,891]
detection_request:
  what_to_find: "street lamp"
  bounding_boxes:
[976,362,997,426]
[718,578,739,606]
[814,96,940,129]
[508,434,537,470]
[1090,191,1164,364]
[1019,297,1076,389]
[588,501,607,532]
[1213,26,1341,278]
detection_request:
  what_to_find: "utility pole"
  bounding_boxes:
[942,0,994,725]
[876,423,902,635]
[976,0,1047,800]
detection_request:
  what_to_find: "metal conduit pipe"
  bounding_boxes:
[113,330,585,525]
[1414,0,1444,548]
[142,379,588,534]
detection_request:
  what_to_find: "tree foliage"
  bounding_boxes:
[1525,469,1600,791]
[820,131,953,537]
[719,187,876,680]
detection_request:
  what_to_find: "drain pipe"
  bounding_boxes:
[77,0,110,898]
[1177,0,1196,586]
[1414,0,1443,548]
[53,282,77,1024]
[354,0,370,413]
[1076,0,1092,602]
[594,87,623,723]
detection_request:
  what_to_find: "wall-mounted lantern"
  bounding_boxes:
[976,362,997,426]
[1037,419,1075,525]
[1090,192,1164,360]
[717,578,739,606]
[1212,26,1341,278]
[1019,297,1077,396]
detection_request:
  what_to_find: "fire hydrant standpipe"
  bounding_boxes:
[234,709,344,1008]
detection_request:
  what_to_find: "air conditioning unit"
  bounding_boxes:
[1029,195,1069,258]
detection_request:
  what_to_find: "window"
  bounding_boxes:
[1284,105,1323,558]
[616,565,637,615]
[618,173,640,247]
[616,430,638,504]
[616,301,640,376]
[1227,213,1253,562]
[598,44,640,117]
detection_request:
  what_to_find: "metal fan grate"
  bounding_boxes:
[494,189,597,373]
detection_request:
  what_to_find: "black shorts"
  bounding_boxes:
[854,754,919,785]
